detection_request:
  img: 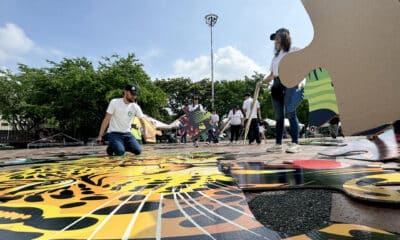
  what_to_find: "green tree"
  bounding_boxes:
[0,54,309,143]
[154,77,193,117]
[97,54,167,120]
[0,65,53,132]
[45,57,99,140]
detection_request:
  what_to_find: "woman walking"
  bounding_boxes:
[259,28,302,153]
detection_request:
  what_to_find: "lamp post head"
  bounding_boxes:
[205,13,218,27]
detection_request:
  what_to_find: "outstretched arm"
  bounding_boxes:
[139,117,147,138]
[259,72,274,85]
[97,113,112,142]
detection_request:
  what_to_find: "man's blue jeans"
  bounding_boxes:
[107,132,141,156]
[271,87,302,145]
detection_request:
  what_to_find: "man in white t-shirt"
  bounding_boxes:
[97,84,146,156]
[242,93,261,144]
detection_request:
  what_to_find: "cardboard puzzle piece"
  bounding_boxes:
[131,116,162,143]
[278,0,400,135]
[0,153,398,239]
[0,153,280,240]
[220,159,400,204]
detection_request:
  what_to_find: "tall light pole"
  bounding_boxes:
[205,13,218,110]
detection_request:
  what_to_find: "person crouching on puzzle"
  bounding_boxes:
[97,83,146,156]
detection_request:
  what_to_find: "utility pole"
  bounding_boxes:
[205,13,218,109]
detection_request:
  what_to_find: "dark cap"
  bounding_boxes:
[125,84,138,95]
[192,95,199,100]
[270,28,290,41]
[244,93,251,97]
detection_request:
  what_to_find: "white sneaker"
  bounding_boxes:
[266,144,283,153]
[286,143,301,153]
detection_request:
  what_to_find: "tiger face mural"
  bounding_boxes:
[0,152,398,239]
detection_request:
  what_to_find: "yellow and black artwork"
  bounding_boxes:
[0,152,398,239]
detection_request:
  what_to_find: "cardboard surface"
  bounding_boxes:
[330,193,400,234]
[278,0,400,135]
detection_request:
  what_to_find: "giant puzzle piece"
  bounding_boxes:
[131,116,162,143]
[1,153,399,239]
[279,0,400,135]
[0,153,281,240]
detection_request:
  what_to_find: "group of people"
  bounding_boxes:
[97,27,302,156]
[224,96,268,145]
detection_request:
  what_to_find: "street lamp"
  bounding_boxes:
[205,13,218,109]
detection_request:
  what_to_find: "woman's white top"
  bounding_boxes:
[270,46,300,77]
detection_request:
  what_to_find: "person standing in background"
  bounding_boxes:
[242,93,262,145]
[227,105,244,144]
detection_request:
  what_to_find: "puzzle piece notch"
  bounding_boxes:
[279,0,400,135]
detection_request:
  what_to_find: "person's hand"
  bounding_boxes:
[96,135,102,143]
[142,127,149,138]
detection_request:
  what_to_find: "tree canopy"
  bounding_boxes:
[0,53,309,142]
[154,73,309,123]
[0,54,167,141]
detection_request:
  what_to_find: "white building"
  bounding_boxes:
[0,115,12,131]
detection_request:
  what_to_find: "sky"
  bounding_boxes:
[0,0,314,81]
